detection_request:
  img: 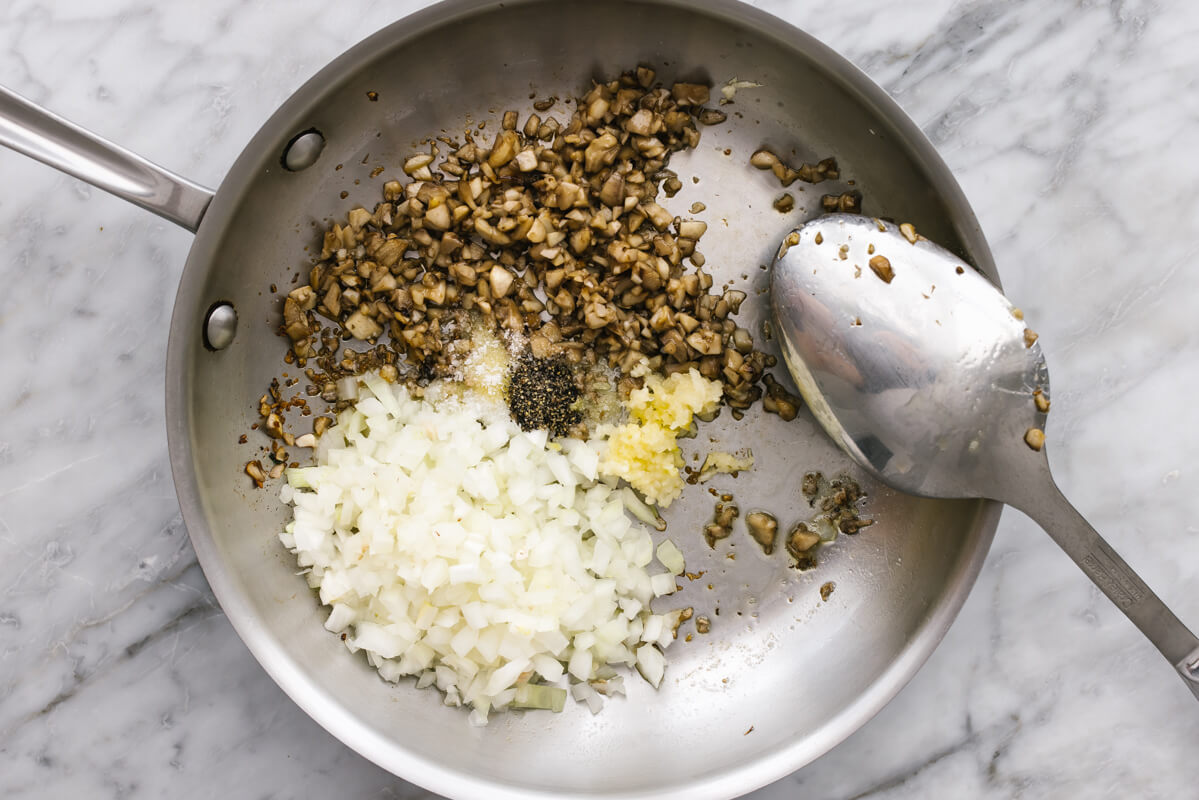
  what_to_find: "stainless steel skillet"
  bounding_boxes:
[0,1,1001,797]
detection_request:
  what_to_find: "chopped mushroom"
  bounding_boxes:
[671,82,710,106]
[489,265,515,298]
[1024,427,1046,451]
[749,149,780,170]
[787,523,820,555]
[344,310,383,340]
[745,511,778,554]
[750,147,839,187]
[821,191,862,213]
[245,460,266,488]
[276,66,788,428]
[264,412,285,439]
[868,255,894,284]
[786,523,820,571]
[705,499,739,548]
[283,296,310,343]
[761,374,800,420]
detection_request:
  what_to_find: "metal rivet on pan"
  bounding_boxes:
[282,129,325,171]
[203,302,238,351]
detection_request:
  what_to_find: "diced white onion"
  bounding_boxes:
[656,539,686,575]
[279,376,677,723]
[570,680,605,714]
[651,572,679,597]
[635,644,665,689]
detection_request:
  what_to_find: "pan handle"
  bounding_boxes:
[0,86,213,233]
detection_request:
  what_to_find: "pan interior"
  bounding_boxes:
[169,1,998,797]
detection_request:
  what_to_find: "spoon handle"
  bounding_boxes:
[1017,480,1199,700]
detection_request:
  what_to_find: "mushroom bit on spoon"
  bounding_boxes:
[770,213,1199,700]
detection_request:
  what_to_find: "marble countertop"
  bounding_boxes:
[3,0,1198,797]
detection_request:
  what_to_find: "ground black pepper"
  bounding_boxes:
[507,356,581,437]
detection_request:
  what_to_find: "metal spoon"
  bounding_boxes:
[770,213,1199,700]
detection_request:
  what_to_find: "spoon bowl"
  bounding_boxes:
[771,213,1199,699]
[770,214,1050,503]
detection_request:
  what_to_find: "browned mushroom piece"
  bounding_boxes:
[245,460,267,489]
[750,148,840,187]
[801,471,822,504]
[821,190,862,213]
[671,82,711,106]
[868,255,894,284]
[270,66,809,447]
[1024,427,1046,451]
[263,412,285,439]
[704,499,739,548]
[761,374,801,421]
[786,523,821,558]
[745,511,778,554]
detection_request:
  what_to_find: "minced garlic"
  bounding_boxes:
[627,369,723,429]
[697,449,754,483]
[598,368,722,507]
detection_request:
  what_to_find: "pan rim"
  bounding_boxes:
[165,0,1001,797]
